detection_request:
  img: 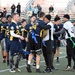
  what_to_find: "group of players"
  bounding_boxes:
[0,11,75,73]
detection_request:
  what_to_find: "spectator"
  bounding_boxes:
[49,5,54,13]
[33,6,38,17]
[3,8,7,17]
[11,4,16,15]
[27,6,33,17]
[17,3,21,16]
[31,3,35,15]
[37,4,42,17]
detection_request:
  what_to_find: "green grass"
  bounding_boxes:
[0,47,75,75]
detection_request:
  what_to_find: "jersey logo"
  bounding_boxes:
[11,26,14,30]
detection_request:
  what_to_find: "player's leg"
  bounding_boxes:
[36,53,41,73]
[35,37,42,73]
[56,47,60,62]
[15,54,21,72]
[44,40,52,73]
[33,54,36,67]
[73,47,75,70]
[1,39,6,63]
[9,56,15,72]
[56,40,60,63]
[9,41,16,73]
[6,52,9,65]
[26,53,34,72]
[51,40,57,70]
[66,39,72,71]
[42,46,48,67]
[5,38,10,65]
[71,38,75,70]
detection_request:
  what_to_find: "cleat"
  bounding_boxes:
[36,69,42,73]
[43,68,52,73]
[26,64,32,73]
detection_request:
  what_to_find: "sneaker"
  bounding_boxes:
[65,66,71,71]
[43,68,52,73]
[26,64,32,73]
[36,69,42,73]
[16,68,21,72]
[9,69,16,73]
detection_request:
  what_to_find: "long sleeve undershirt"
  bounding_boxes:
[10,31,20,38]
[54,28,65,35]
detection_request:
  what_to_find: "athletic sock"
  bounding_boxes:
[36,65,40,69]
[28,61,31,65]
[3,56,6,60]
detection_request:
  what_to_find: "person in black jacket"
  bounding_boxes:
[37,4,42,17]
[42,14,52,73]
[11,4,16,15]
[49,5,54,13]
[17,3,21,16]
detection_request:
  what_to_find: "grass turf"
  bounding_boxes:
[0,47,75,75]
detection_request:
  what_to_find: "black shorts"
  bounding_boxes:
[56,40,60,47]
[28,34,42,55]
[52,39,60,54]
[51,40,56,54]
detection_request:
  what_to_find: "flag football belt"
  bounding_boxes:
[66,29,75,48]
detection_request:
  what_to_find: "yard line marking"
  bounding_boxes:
[0,56,65,73]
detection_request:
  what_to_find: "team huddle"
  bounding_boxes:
[0,12,75,73]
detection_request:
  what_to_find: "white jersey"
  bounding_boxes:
[43,22,54,41]
[63,21,75,39]
[73,26,75,36]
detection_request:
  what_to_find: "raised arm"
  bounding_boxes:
[54,28,65,35]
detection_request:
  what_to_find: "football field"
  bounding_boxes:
[0,47,75,75]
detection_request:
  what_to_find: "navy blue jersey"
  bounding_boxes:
[54,24,63,32]
[25,20,51,37]
[54,24,63,39]
[19,25,27,38]
[25,24,32,31]
[9,22,24,56]
[0,23,2,40]
[0,22,7,40]
[3,22,10,38]
[9,22,20,41]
